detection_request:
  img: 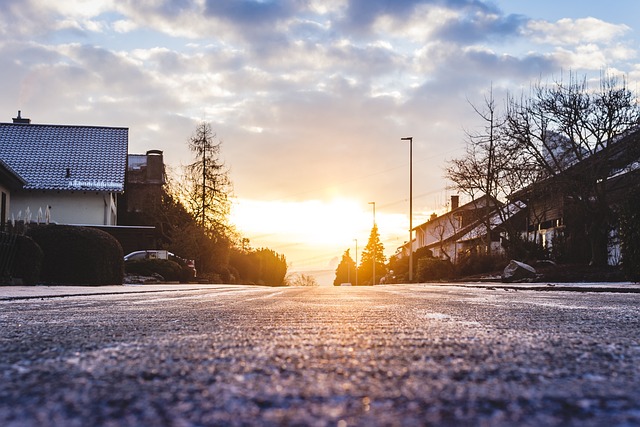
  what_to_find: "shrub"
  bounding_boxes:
[27,225,124,285]
[286,272,318,286]
[125,259,184,281]
[619,187,640,281]
[170,256,196,283]
[11,235,43,285]
[417,257,453,281]
[502,235,547,262]
[456,252,507,277]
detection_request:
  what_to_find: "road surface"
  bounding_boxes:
[1,284,639,426]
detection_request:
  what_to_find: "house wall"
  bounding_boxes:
[0,182,10,232]
[415,215,461,258]
[415,213,506,262]
[10,191,118,225]
[429,241,456,261]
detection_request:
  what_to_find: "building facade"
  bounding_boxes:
[0,112,128,226]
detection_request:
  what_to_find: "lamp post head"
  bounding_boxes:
[401,136,413,141]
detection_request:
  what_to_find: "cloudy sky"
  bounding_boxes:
[2,0,639,275]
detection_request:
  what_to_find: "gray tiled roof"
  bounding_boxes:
[0,123,128,191]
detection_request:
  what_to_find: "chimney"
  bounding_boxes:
[451,195,459,211]
[145,150,165,184]
[12,110,31,124]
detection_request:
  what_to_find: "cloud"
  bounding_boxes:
[1,4,638,200]
[204,0,297,27]
[432,10,526,44]
[0,0,53,37]
[343,0,421,30]
[113,19,138,33]
[526,17,631,46]
[551,44,634,70]
[0,0,115,38]
[516,18,637,70]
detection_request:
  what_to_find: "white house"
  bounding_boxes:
[0,159,26,232]
[0,112,128,226]
[399,195,524,264]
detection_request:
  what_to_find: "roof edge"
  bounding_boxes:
[0,122,128,131]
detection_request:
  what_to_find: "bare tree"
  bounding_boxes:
[503,72,640,266]
[445,87,538,255]
[286,272,318,287]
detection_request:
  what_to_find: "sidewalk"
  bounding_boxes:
[0,284,237,300]
[444,281,640,293]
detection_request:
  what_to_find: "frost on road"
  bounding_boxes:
[1,285,639,426]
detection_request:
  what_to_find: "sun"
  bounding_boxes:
[232,198,367,246]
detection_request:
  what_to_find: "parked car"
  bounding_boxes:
[124,250,196,278]
[124,249,169,262]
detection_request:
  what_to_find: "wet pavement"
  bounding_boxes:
[1,284,639,426]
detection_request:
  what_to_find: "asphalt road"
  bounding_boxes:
[1,284,639,426]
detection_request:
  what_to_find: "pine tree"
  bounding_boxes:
[183,122,232,236]
[358,225,386,285]
[333,249,356,286]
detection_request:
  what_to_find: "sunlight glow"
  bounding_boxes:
[232,198,365,245]
[231,198,408,270]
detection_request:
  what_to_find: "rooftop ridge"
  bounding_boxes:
[0,122,129,130]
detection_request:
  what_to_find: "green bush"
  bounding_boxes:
[27,225,124,285]
[125,259,183,282]
[417,257,453,281]
[9,235,43,285]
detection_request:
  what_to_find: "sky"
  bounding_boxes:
[2,0,640,279]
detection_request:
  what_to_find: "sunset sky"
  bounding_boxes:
[2,0,640,277]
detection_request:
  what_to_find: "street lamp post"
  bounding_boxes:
[401,137,413,282]
[369,201,376,285]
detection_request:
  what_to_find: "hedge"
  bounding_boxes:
[417,257,453,281]
[11,234,43,285]
[27,225,124,285]
[619,187,640,281]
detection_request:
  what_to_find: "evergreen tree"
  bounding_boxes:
[333,249,356,286]
[358,225,387,285]
[170,122,234,277]
[182,122,232,236]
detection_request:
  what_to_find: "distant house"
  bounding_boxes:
[398,195,524,264]
[409,195,497,263]
[510,127,640,265]
[0,112,128,226]
[118,150,166,220]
